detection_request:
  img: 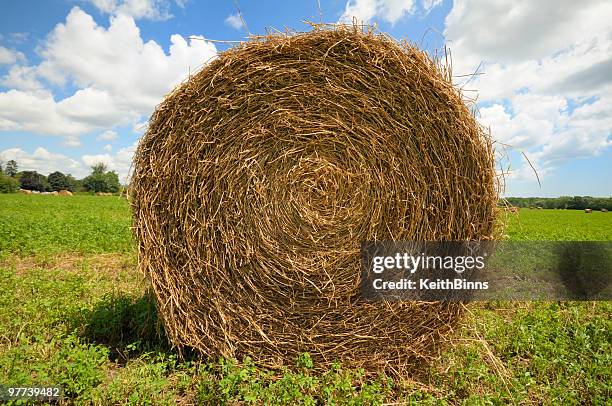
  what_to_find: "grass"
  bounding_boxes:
[504,208,612,241]
[0,194,132,258]
[0,194,610,404]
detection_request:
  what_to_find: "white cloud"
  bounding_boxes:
[0,46,25,65]
[0,141,139,181]
[445,0,612,69]
[422,0,442,13]
[84,0,175,21]
[0,142,138,183]
[97,130,119,141]
[82,153,114,168]
[0,7,217,141]
[82,141,137,181]
[64,136,82,147]
[132,121,148,133]
[0,87,134,136]
[0,147,83,176]
[1,66,43,91]
[444,0,612,186]
[9,33,29,44]
[103,144,113,152]
[0,90,99,135]
[225,13,244,30]
[339,0,415,24]
[114,142,137,182]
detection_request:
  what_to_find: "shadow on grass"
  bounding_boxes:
[556,242,610,300]
[76,290,177,364]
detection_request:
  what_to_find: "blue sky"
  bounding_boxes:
[0,0,610,197]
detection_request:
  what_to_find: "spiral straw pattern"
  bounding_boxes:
[131,26,498,375]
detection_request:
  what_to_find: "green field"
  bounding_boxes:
[0,194,610,404]
[504,208,612,241]
[0,194,132,258]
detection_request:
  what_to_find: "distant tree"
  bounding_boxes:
[82,163,120,193]
[0,160,3,174]
[19,171,49,192]
[557,196,572,209]
[66,174,80,192]
[503,196,612,211]
[5,160,18,177]
[0,174,19,193]
[91,162,108,174]
[569,196,584,210]
[82,171,107,193]
[48,171,70,191]
[105,171,120,193]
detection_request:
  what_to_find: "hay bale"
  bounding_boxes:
[58,190,73,196]
[131,27,498,375]
[585,208,593,213]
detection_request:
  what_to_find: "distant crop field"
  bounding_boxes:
[504,208,612,241]
[0,194,610,404]
[1,195,610,259]
[0,194,132,258]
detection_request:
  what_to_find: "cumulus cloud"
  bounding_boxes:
[0,46,26,65]
[82,153,114,168]
[0,143,138,181]
[83,0,178,21]
[225,13,244,30]
[64,136,82,147]
[37,8,217,111]
[445,0,611,69]
[82,141,137,181]
[339,0,416,24]
[114,142,138,181]
[8,32,30,44]
[132,121,148,133]
[97,130,119,141]
[0,7,217,140]
[444,0,612,184]
[0,147,83,176]
[0,144,136,181]
[422,0,442,13]
[1,66,43,91]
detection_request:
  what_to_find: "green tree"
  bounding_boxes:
[0,174,19,193]
[66,174,80,192]
[91,163,107,174]
[19,171,50,192]
[82,163,120,193]
[48,171,70,191]
[557,196,572,209]
[5,160,18,177]
[503,196,611,210]
[104,171,120,193]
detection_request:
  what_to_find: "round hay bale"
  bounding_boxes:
[131,26,498,375]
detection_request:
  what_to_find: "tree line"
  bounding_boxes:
[0,160,121,194]
[1,159,610,209]
[505,196,612,210]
